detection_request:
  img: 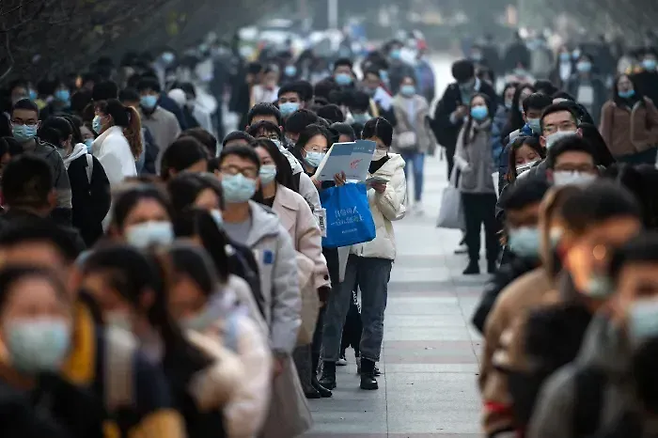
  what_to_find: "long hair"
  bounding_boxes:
[503,84,536,137]
[95,99,143,159]
[462,93,493,147]
[506,136,545,183]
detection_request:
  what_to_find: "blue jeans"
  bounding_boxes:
[401,151,425,202]
[322,255,392,363]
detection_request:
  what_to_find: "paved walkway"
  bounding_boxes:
[305,148,487,437]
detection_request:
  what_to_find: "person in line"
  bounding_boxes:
[91,98,140,186]
[160,137,209,182]
[284,109,320,145]
[39,116,110,247]
[454,93,500,275]
[549,46,574,89]
[392,75,432,212]
[525,184,645,438]
[505,136,545,185]
[632,49,658,103]
[251,65,280,107]
[118,87,159,174]
[277,82,307,118]
[245,103,282,131]
[222,131,256,150]
[501,84,536,140]
[545,135,600,187]
[565,53,607,126]
[386,42,416,96]
[0,137,22,183]
[599,73,658,164]
[432,59,498,178]
[9,99,72,224]
[493,83,518,136]
[320,117,406,391]
[137,77,181,173]
[251,138,332,398]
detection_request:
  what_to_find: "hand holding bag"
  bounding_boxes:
[436,167,465,229]
[320,183,376,248]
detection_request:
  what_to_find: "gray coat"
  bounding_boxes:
[245,201,301,354]
[528,314,658,438]
[391,94,433,153]
[454,119,496,194]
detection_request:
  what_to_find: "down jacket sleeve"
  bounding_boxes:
[270,225,302,354]
[375,163,407,222]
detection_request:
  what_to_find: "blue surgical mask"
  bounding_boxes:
[390,49,402,60]
[628,299,658,343]
[352,113,370,124]
[335,73,353,86]
[285,65,297,77]
[12,124,38,143]
[29,89,37,101]
[84,138,94,153]
[54,89,70,104]
[508,227,540,258]
[576,61,592,73]
[572,49,581,60]
[259,164,278,185]
[470,105,489,121]
[161,52,175,64]
[585,274,613,299]
[279,102,300,116]
[125,221,174,249]
[6,319,71,373]
[221,173,257,203]
[140,95,158,110]
[643,59,657,71]
[559,52,571,62]
[527,118,541,134]
[92,115,103,134]
[379,70,389,84]
[400,85,416,97]
[619,89,635,99]
[304,151,325,168]
[470,52,483,62]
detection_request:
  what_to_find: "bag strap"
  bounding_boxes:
[573,366,606,437]
[104,328,136,413]
[85,154,93,185]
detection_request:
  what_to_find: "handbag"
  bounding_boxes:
[397,131,418,149]
[436,167,465,229]
[320,183,376,248]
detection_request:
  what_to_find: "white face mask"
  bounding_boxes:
[552,170,597,187]
[372,149,387,161]
[545,130,578,149]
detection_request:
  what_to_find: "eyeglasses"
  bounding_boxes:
[220,165,258,179]
[10,119,37,126]
[554,164,596,173]
[543,121,578,135]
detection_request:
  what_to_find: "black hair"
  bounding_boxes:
[176,82,196,98]
[169,243,219,297]
[180,127,217,157]
[11,98,39,115]
[246,62,263,76]
[560,180,641,235]
[539,101,580,134]
[506,136,545,182]
[221,131,255,147]
[316,104,345,124]
[462,93,494,146]
[330,122,356,142]
[291,124,332,164]
[363,69,381,80]
[119,87,140,103]
[609,233,658,283]
[451,59,475,83]
[250,138,294,189]
[39,116,73,149]
[613,73,642,106]
[167,172,224,218]
[218,144,261,171]
[314,79,338,100]
[501,82,518,102]
[246,103,282,127]
[70,90,93,116]
[112,184,174,231]
[246,121,282,141]
[2,155,53,209]
[579,123,616,167]
[160,137,209,182]
[284,109,319,135]
[523,92,553,113]
[349,91,371,113]
[0,265,68,311]
[295,80,314,103]
[278,82,303,100]
[333,57,354,72]
[60,114,84,145]
[92,81,119,102]
[545,135,595,169]
[500,177,550,211]
[362,117,393,147]
[551,90,576,101]
[137,77,161,94]
[94,99,142,158]
[533,80,558,97]
[0,137,23,160]
[505,84,536,136]
[0,221,83,262]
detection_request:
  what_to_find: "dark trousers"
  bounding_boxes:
[446,145,456,180]
[462,192,500,263]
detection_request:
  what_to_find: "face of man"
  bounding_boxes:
[540,110,579,149]
[278,92,301,105]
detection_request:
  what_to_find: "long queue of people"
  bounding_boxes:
[445,44,658,436]
[0,38,424,437]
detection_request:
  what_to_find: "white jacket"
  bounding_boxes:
[92,125,137,186]
[350,153,407,260]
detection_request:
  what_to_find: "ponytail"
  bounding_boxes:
[123,105,143,160]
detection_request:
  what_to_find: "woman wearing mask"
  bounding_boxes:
[505,136,545,184]
[454,93,500,275]
[166,243,271,438]
[251,138,332,398]
[392,75,432,212]
[39,116,111,246]
[565,54,607,126]
[320,117,407,391]
[110,184,176,249]
[599,74,658,164]
[502,84,536,139]
[0,265,106,437]
[92,99,141,186]
[494,83,518,135]
[81,244,244,438]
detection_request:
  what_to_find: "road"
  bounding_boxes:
[304,54,486,438]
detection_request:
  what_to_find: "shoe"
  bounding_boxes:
[360,358,379,390]
[312,377,333,398]
[463,261,480,275]
[487,260,497,274]
[357,359,381,376]
[336,354,347,366]
[304,386,322,399]
[454,243,468,254]
[319,361,336,390]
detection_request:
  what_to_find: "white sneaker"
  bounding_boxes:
[336,355,347,366]
[414,201,423,214]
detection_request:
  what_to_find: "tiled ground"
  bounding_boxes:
[305,53,487,435]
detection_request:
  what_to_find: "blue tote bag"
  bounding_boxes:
[320,183,376,248]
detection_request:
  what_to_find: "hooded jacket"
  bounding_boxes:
[454,119,496,194]
[91,126,137,186]
[244,201,301,354]
[350,153,406,260]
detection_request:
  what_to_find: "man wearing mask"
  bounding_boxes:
[387,41,416,96]
[545,136,599,187]
[632,50,658,104]
[565,54,606,125]
[277,82,306,118]
[9,100,72,225]
[432,59,497,177]
[332,58,356,89]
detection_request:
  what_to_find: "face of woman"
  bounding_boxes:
[519,87,533,104]
[122,198,171,230]
[255,146,275,166]
[80,125,94,141]
[183,159,208,175]
[515,144,540,165]
[504,87,516,106]
[167,275,206,321]
[0,276,72,373]
[471,95,486,109]
[617,75,633,93]
[338,134,353,144]
[194,188,220,211]
[302,135,329,156]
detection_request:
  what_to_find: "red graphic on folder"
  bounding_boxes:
[350,159,362,169]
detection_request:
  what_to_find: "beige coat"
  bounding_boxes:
[391,94,433,153]
[599,97,658,156]
[272,184,329,344]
